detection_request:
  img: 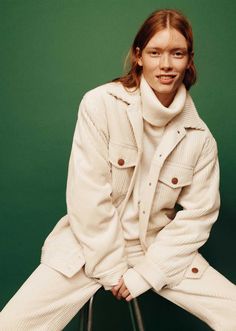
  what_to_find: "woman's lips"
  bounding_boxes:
[156,74,177,84]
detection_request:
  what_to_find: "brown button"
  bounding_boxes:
[118,158,125,166]
[171,177,178,185]
[191,267,199,273]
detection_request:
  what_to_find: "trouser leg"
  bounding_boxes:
[156,261,236,331]
[0,263,101,331]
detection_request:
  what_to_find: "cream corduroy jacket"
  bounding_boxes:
[41,81,220,297]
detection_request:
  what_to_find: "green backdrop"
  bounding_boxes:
[1,0,235,330]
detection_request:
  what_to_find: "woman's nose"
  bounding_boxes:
[159,53,172,70]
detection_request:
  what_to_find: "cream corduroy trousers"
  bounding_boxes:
[0,251,236,331]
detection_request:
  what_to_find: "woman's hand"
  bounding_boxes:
[111,277,133,302]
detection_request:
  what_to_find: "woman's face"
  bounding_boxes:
[137,28,191,107]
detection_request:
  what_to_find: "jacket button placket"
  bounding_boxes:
[138,146,167,250]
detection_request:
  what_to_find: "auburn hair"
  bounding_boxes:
[112,9,196,90]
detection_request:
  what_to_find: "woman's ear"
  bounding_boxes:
[136,47,143,66]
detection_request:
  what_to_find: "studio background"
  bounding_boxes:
[1,0,235,330]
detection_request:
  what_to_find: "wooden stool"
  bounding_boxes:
[78,289,145,331]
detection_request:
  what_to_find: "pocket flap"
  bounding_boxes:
[41,250,85,278]
[184,252,209,279]
[109,142,138,168]
[159,162,193,188]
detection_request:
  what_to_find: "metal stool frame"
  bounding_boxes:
[78,290,145,331]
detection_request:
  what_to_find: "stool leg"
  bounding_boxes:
[87,295,94,331]
[78,295,94,331]
[78,301,87,331]
[128,298,145,331]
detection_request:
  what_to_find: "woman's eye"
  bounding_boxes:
[173,51,185,58]
[149,51,160,57]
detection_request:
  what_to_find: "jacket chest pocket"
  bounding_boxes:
[157,162,194,206]
[108,142,137,205]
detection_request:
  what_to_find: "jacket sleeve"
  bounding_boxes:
[66,93,128,288]
[123,134,220,295]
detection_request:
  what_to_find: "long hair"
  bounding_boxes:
[113,9,196,90]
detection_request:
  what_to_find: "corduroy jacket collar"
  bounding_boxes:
[106,81,205,131]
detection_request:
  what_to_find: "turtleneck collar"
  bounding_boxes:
[140,74,187,127]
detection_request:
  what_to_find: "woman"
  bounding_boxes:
[1,8,236,331]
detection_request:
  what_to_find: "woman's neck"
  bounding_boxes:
[153,89,177,107]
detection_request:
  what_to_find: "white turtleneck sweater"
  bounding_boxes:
[121,74,187,242]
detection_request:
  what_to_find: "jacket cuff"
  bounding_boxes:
[133,256,167,292]
[123,268,151,298]
[98,264,128,288]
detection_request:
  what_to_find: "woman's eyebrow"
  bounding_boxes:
[171,47,188,52]
[145,46,188,51]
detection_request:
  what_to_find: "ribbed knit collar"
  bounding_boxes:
[140,74,187,127]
